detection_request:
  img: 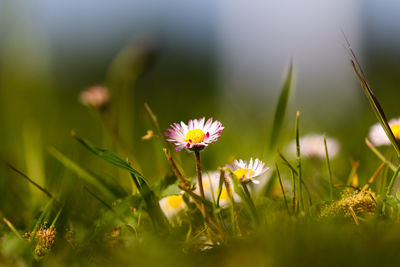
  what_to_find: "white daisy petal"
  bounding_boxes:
[165,118,224,152]
[227,158,269,184]
[368,118,400,146]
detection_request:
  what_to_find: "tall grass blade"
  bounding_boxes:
[48,147,116,200]
[323,135,334,200]
[365,138,397,171]
[295,111,304,211]
[72,134,147,183]
[346,40,400,156]
[268,61,294,153]
[73,134,169,232]
[5,162,57,202]
[31,199,54,239]
[275,164,290,215]
[386,165,400,196]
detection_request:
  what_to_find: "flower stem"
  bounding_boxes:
[241,182,259,223]
[194,151,207,219]
[323,135,334,201]
[295,111,304,211]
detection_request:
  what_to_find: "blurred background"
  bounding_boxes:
[1,0,400,225]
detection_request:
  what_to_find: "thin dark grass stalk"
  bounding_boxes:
[365,138,397,171]
[301,179,313,207]
[345,37,400,156]
[6,162,58,203]
[290,169,297,214]
[277,151,312,207]
[84,186,114,211]
[295,111,304,211]
[194,151,207,220]
[163,148,191,190]
[241,182,259,223]
[275,164,290,216]
[277,151,298,175]
[323,135,334,200]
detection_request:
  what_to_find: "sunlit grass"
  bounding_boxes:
[2,46,400,267]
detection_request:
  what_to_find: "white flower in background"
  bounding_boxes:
[227,158,269,184]
[159,194,186,220]
[194,171,239,207]
[368,118,400,146]
[165,118,224,152]
[79,85,110,109]
[286,134,340,159]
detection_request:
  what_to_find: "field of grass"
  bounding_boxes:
[2,39,400,267]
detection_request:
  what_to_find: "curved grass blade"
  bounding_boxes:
[268,61,294,153]
[49,147,116,200]
[73,134,169,232]
[346,41,400,156]
[73,134,147,184]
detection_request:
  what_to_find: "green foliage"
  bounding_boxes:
[268,61,294,153]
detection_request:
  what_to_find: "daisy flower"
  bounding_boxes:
[368,118,400,146]
[79,85,110,109]
[227,158,269,184]
[286,134,340,159]
[165,117,224,151]
[194,171,239,207]
[159,194,186,220]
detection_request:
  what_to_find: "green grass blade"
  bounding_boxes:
[295,111,304,211]
[49,147,116,200]
[31,199,54,238]
[386,165,400,196]
[216,171,224,208]
[268,61,294,153]
[275,163,290,216]
[73,134,169,232]
[365,138,397,172]
[323,135,334,201]
[73,134,147,183]
[347,46,400,156]
[5,162,57,202]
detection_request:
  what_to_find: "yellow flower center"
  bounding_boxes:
[185,129,205,144]
[391,124,400,138]
[166,195,183,210]
[233,168,253,179]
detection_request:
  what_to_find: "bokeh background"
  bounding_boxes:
[1,0,400,237]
